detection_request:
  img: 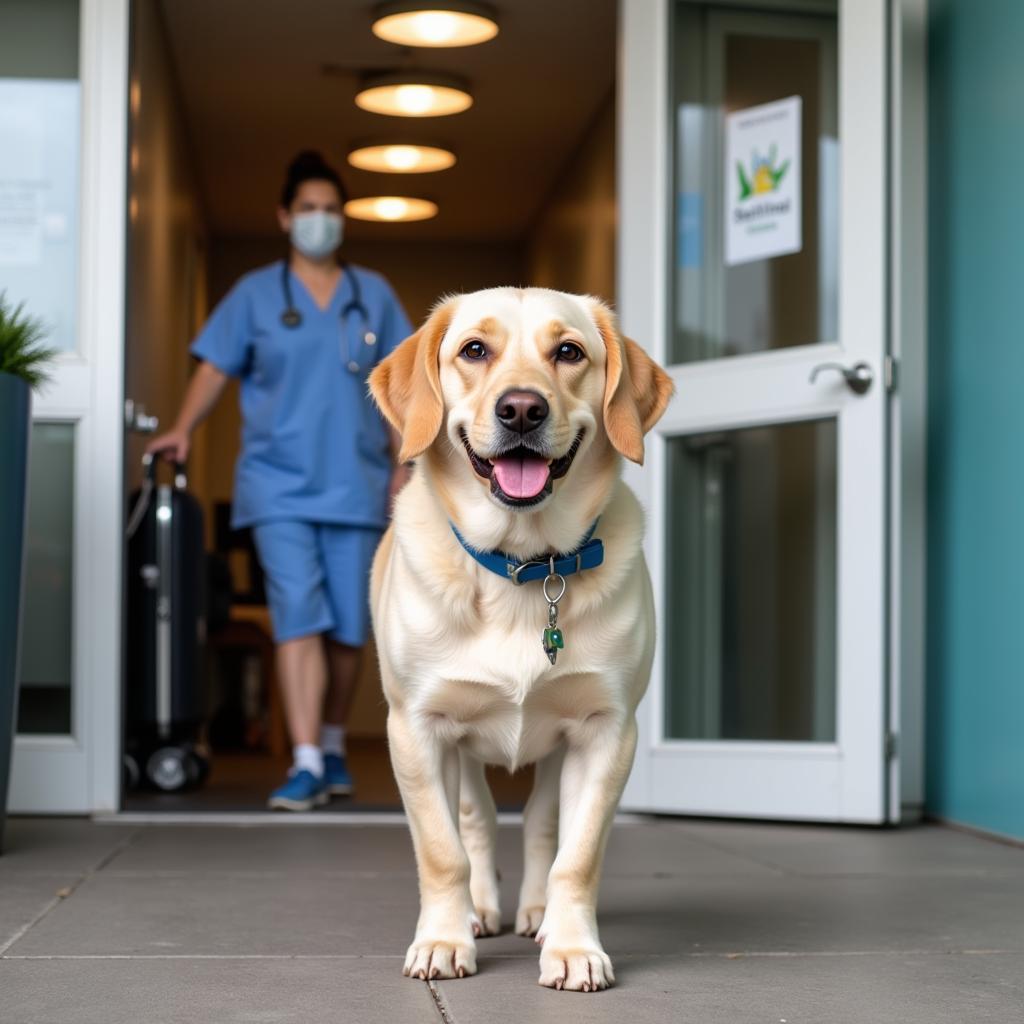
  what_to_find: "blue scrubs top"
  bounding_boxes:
[190,260,412,529]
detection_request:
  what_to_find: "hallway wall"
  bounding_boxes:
[525,91,616,304]
[123,0,210,500]
[927,0,1024,840]
[207,236,526,328]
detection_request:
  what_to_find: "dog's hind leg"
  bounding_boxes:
[458,750,501,936]
[388,709,478,980]
[515,744,564,937]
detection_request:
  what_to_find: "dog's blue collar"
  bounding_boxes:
[450,520,604,586]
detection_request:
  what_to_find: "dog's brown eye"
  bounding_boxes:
[555,341,585,363]
[460,339,488,361]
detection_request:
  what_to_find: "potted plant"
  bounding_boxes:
[0,293,54,852]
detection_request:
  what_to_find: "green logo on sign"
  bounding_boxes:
[737,145,790,200]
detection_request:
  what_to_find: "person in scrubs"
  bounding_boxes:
[148,150,412,810]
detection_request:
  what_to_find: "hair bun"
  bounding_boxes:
[288,150,331,176]
[280,149,347,207]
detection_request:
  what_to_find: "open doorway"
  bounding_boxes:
[120,0,617,813]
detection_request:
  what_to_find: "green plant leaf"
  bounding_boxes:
[0,291,56,392]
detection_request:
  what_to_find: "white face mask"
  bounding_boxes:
[290,210,343,258]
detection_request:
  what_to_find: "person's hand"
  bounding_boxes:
[147,427,190,463]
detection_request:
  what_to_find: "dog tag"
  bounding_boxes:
[542,625,564,665]
[541,572,567,666]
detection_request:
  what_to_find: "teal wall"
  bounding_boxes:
[927,0,1024,840]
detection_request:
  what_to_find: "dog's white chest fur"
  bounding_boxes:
[410,612,618,770]
[374,480,652,772]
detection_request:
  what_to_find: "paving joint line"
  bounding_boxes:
[671,830,792,876]
[0,895,65,958]
[89,827,146,873]
[0,954,409,961]
[2,948,1020,962]
[95,812,652,827]
[428,980,456,1024]
[0,828,143,957]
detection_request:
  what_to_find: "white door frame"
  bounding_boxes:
[9,0,128,814]
[616,0,927,823]
[887,0,928,823]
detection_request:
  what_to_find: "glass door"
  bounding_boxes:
[6,0,129,813]
[619,0,891,822]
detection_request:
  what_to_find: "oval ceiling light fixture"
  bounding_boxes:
[344,195,439,222]
[372,2,498,48]
[355,72,472,117]
[347,142,456,174]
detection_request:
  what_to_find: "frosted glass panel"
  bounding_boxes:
[0,80,81,351]
[17,422,75,735]
[0,0,81,352]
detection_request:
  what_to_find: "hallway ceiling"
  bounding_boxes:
[158,0,616,242]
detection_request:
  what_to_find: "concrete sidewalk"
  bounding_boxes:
[1,816,1022,1022]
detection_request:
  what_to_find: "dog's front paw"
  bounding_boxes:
[515,904,545,937]
[538,940,614,992]
[403,936,477,980]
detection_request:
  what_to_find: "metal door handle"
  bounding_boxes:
[809,361,873,395]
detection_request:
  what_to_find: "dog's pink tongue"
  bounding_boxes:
[492,455,550,499]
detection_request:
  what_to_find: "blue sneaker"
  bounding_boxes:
[323,753,354,796]
[267,769,328,811]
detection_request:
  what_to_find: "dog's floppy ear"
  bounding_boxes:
[369,300,455,463]
[591,301,674,465]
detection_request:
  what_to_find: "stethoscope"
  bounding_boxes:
[279,259,377,373]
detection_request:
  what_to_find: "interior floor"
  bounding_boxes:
[123,737,534,813]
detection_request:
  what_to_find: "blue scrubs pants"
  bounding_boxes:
[252,522,383,647]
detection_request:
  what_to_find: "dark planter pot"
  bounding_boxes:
[0,373,30,853]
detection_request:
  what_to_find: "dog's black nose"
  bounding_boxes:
[495,390,549,434]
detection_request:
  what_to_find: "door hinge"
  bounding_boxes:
[885,732,899,761]
[884,355,899,393]
[125,398,159,434]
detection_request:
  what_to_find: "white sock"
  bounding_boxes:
[293,743,323,778]
[320,724,346,757]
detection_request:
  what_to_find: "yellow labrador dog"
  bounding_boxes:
[368,287,673,991]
